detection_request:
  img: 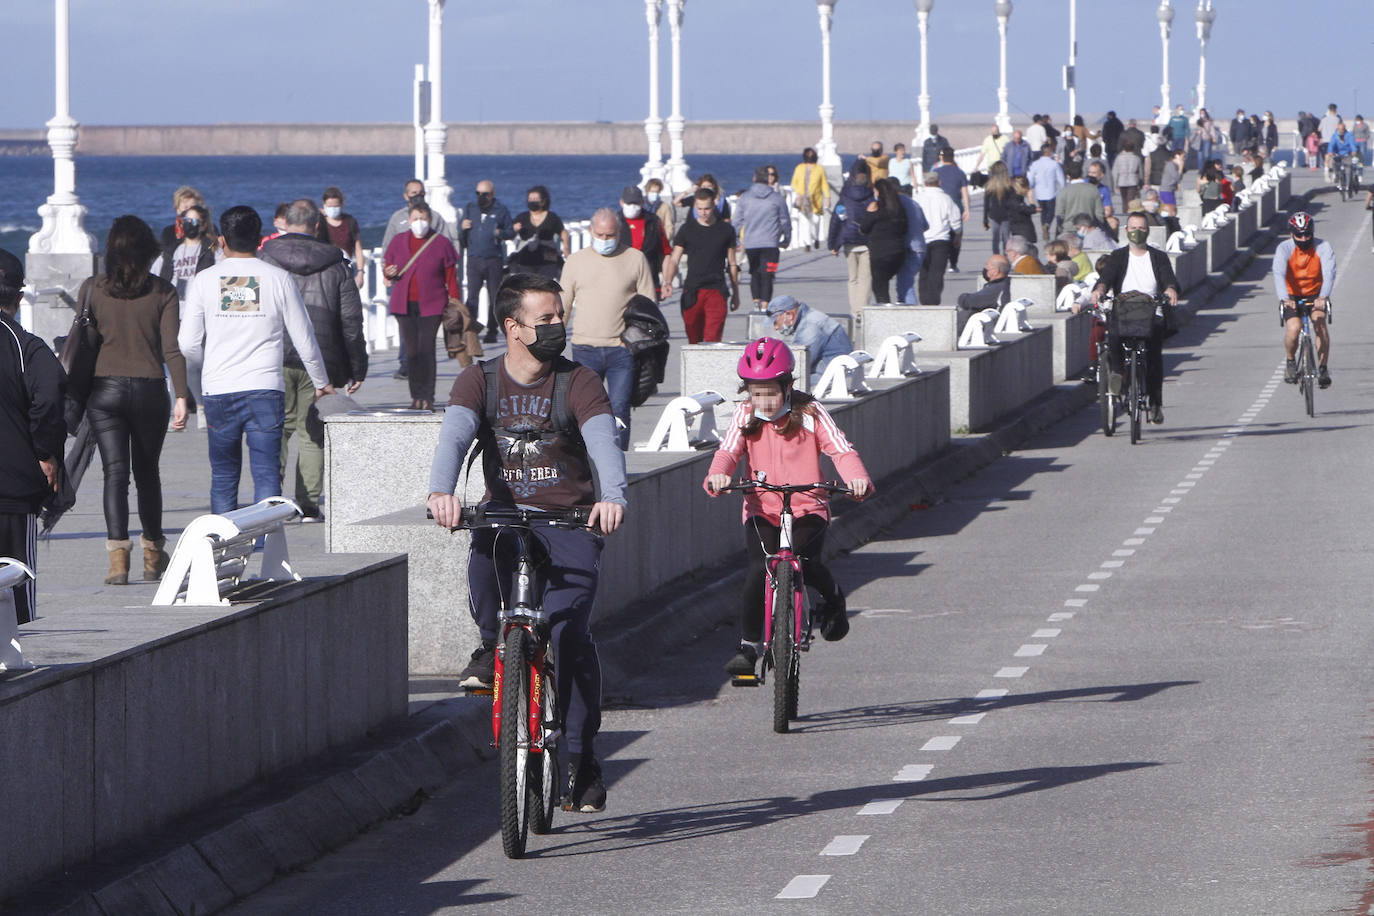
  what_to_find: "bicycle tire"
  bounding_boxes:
[529,665,558,836]
[1301,334,1317,417]
[1097,350,1116,436]
[771,564,797,735]
[499,628,532,858]
[1128,349,1143,444]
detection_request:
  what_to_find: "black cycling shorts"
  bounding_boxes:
[1282,302,1326,323]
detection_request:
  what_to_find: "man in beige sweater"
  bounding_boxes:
[560,208,656,449]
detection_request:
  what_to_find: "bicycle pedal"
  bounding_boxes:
[731,675,761,687]
[465,687,494,696]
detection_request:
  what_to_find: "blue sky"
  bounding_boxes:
[1,0,1365,129]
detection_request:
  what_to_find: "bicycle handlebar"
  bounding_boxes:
[426,505,592,531]
[717,480,854,497]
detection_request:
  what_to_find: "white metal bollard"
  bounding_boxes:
[958,309,1001,348]
[994,298,1034,334]
[0,558,36,671]
[635,391,726,452]
[872,333,922,378]
[813,350,874,401]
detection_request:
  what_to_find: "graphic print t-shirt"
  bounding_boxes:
[447,360,612,509]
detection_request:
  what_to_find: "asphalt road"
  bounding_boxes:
[226,190,1374,915]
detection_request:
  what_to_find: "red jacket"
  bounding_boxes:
[384,230,460,317]
[707,399,870,524]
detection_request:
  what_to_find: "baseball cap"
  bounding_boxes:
[621,186,645,205]
[765,294,801,317]
[0,248,24,288]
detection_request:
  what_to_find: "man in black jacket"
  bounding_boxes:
[1090,211,1180,423]
[0,249,66,623]
[956,255,1011,324]
[259,199,367,521]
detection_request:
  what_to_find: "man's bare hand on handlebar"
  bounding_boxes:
[588,501,624,535]
[427,492,464,529]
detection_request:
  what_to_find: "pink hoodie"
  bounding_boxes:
[706,399,871,524]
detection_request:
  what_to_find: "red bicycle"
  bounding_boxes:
[718,475,852,734]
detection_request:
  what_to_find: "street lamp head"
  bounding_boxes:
[818,0,838,8]
[994,0,1012,17]
[1195,0,1215,25]
[914,0,934,13]
[1156,0,1174,24]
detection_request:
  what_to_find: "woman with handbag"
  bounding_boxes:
[82,216,189,585]
[383,201,462,410]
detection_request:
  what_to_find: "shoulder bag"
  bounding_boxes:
[56,280,101,428]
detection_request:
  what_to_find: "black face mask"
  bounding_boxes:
[527,200,545,212]
[406,192,425,205]
[477,192,494,210]
[518,321,565,362]
[1294,237,1315,250]
[1087,176,1101,186]
[981,268,992,282]
[181,220,201,239]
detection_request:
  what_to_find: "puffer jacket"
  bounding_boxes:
[0,311,66,514]
[259,233,367,387]
[826,181,875,251]
[732,183,792,250]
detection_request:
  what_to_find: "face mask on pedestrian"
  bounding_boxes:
[753,392,792,423]
[591,236,616,256]
[1126,228,1149,245]
[181,218,201,239]
[1294,236,1314,251]
[406,190,425,205]
[527,198,545,212]
[646,192,660,205]
[477,192,493,209]
[273,220,287,234]
[621,203,642,219]
[981,268,992,282]
[1087,175,1100,186]
[410,219,429,237]
[323,205,342,219]
[1143,200,1160,213]
[515,320,565,361]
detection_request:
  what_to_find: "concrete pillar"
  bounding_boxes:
[994,0,1013,134]
[1157,1,1174,118]
[663,0,691,194]
[912,0,932,151]
[413,63,428,182]
[641,0,665,184]
[815,0,840,170]
[423,0,456,227]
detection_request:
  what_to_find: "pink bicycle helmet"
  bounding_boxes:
[738,337,795,382]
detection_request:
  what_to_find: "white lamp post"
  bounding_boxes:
[28,0,94,257]
[663,0,691,194]
[1066,0,1077,123]
[994,0,1013,134]
[640,0,665,184]
[815,0,840,169]
[1193,0,1215,117]
[912,0,933,150]
[1157,1,1174,119]
[423,0,455,227]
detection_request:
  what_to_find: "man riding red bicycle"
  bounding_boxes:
[1273,211,1335,388]
[428,272,627,814]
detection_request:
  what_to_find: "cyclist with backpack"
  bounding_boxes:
[702,339,872,677]
[427,272,627,813]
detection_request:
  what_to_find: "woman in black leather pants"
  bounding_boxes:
[82,216,189,584]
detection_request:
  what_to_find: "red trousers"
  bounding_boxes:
[682,287,728,344]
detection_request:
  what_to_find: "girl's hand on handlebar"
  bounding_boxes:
[847,477,872,500]
[588,501,624,535]
[704,473,732,496]
[428,492,463,529]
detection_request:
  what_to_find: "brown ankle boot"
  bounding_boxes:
[142,535,169,581]
[105,539,132,585]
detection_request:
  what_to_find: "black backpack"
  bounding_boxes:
[621,294,670,407]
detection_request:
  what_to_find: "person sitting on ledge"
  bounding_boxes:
[1005,235,1043,275]
[956,255,1011,316]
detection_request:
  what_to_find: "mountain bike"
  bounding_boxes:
[1334,154,1355,201]
[1284,297,1330,417]
[718,476,852,734]
[441,503,591,858]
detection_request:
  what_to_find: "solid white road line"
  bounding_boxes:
[777,875,831,899]
[821,835,870,856]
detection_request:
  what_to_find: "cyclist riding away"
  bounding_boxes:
[428,272,627,813]
[1274,212,1335,388]
[702,338,872,677]
[1090,211,1181,424]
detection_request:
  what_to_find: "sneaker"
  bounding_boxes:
[457,642,496,689]
[1079,365,1098,385]
[392,367,408,380]
[724,643,759,677]
[562,753,606,813]
[1284,359,1298,384]
[1318,364,1332,389]
[299,511,324,524]
[818,589,849,642]
[1149,403,1165,424]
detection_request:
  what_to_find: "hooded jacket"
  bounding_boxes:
[826,181,875,251]
[259,233,368,387]
[732,183,792,250]
[0,311,66,514]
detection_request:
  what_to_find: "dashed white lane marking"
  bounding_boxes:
[976,688,1010,698]
[950,712,987,725]
[1088,571,1113,579]
[1014,644,1047,657]
[1064,598,1088,607]
[1113,549,1135,556]
[1046,613,1074,623]
[995,666,1029,678]
[777,875,831,899]
[1032,628,1061,638]
[921,735,962,751]
[1101,559,1126,568]
[858,799,904,815]
[1144,515,1166,523]
[1123,537,1146,545]
[1075,584,1100,592]
[821,836,870,856]
[1133,527,1156,535]
[893,764,934,782]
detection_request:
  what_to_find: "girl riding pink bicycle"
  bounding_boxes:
[703,337,873,677]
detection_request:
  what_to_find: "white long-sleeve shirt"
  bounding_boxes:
[914,186,962,242]
[179,256,329,396]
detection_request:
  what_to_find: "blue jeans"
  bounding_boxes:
[897,250,925,305]
[571,344,633,450]
[202,390,285,515]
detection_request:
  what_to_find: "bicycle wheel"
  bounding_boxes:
[771,564,797,735]
[499,628,532,858]
[1097,349,1116,436]
[529,664,558,836]
[1127,349,1143,444]
[1300,333,1317,417]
